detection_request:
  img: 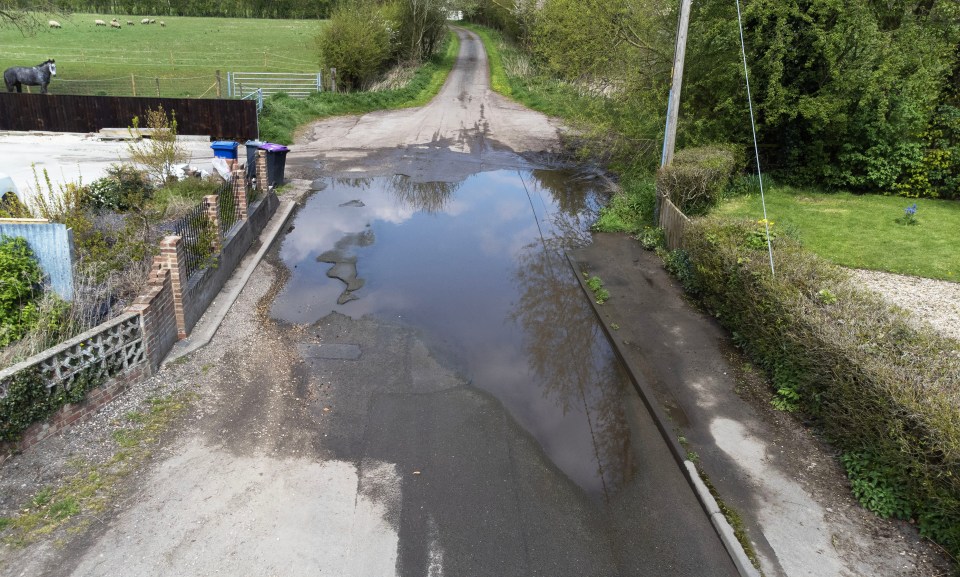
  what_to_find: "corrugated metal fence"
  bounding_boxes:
[0,93,257,141]
[0,221,74,300]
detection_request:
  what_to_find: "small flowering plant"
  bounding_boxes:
[896,203,919,225]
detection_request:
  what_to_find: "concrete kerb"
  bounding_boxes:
[163,195,297,365]
[566,252,761,577]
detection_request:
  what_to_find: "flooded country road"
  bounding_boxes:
[270,25,740,577]
[272,165,740,576]
[2,26,739,577]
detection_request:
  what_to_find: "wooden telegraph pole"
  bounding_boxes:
[661,0,693,168]
[656,0,693,222]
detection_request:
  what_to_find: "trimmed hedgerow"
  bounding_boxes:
[680,216,960,557]
[656,146,741,216]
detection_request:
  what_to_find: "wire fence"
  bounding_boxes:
[43,74,224,98]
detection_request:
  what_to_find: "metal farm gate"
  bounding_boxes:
[227,72,323,99]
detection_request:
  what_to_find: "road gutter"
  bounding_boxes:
[566,252,761,577]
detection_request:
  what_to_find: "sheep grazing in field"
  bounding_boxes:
[48,20,61,28]
[110,20,121,29]
[159,21,166,27]
[149,19,156,24]
[127,20,134,26]
[95,19,106,26]
[141,18,150,24]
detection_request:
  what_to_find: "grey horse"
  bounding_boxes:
[4,59,57,93]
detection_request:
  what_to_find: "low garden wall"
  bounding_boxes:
[1,157,280,455]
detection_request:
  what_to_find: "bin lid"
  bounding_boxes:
[211,140,238,149]
[259,143,290,152]
[245,140,263,146]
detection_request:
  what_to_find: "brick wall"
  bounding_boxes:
[2,364,148,456]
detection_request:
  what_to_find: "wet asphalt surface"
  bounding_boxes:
[272,163,739,575]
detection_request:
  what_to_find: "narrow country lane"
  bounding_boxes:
[3,27,741,577]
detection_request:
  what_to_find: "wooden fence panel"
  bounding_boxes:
[659,197,690,251]
[0,93,257,141]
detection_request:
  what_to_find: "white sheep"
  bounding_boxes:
[95,19,106,26]
[110,20,121,29]
[141,18,150,24]
[159,21,166,27]
[149,19,156,24]
[48,20,61,28]
[127,20,134,26]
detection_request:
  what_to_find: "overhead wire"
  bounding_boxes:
[735,0,776,277]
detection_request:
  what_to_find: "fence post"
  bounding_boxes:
[158,236,189,339]
[232,169,249,219]
[204,195,222,254]
[131,74,137,97]
[216,70,222,98]
[317,72,322,93]
[256,149,268,191]
[330,68,337,93]
[155,77,160,97]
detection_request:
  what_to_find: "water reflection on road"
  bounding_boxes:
[273,169,635,500]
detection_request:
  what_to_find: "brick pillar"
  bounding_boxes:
[128,265,177,371]
[204,194,222,253]
[158,236,189,339]
[256,149,268,191]
[232,169,249,220]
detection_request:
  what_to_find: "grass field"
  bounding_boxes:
[716,186,960,281]
[0,14,325,98]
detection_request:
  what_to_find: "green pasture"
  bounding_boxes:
[0,14,325,97]
[716,187,960,281]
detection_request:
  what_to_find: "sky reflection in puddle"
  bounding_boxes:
[273,169,636,500]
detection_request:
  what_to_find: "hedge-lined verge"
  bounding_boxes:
[681,216,960,557]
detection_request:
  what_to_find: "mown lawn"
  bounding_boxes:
[716,186,960,281]
[0,14,325,97]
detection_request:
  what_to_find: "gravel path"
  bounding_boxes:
[849,269,960,342]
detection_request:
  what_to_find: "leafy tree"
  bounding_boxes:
[682,0,956,192]
[317,0,393,90]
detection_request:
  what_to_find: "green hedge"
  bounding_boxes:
[681,216,960,556]
[656,146,740,216]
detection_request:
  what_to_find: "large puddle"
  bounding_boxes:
[273,169,636,500]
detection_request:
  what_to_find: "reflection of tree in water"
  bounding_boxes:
[389,175,461,214]
[330,175,462,214]
[509,175,634,502]
[526,169,605,225]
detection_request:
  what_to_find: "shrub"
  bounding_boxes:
[316,1,392,91]
[85,165,154,212]
[657,146,740,216]
[0,236,44,347]
[127,106,187,183]
[682,216,960,556]
[592,174,656,234]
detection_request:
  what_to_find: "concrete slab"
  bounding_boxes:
[0,131,219,208]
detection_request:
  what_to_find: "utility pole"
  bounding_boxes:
[656,0,693,223]
[660,0,693,168]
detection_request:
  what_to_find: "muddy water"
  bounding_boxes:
[273,169,636,500]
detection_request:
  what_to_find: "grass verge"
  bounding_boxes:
[0,390,195,548]
[716,185,960,281]
[259,30,459,145]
